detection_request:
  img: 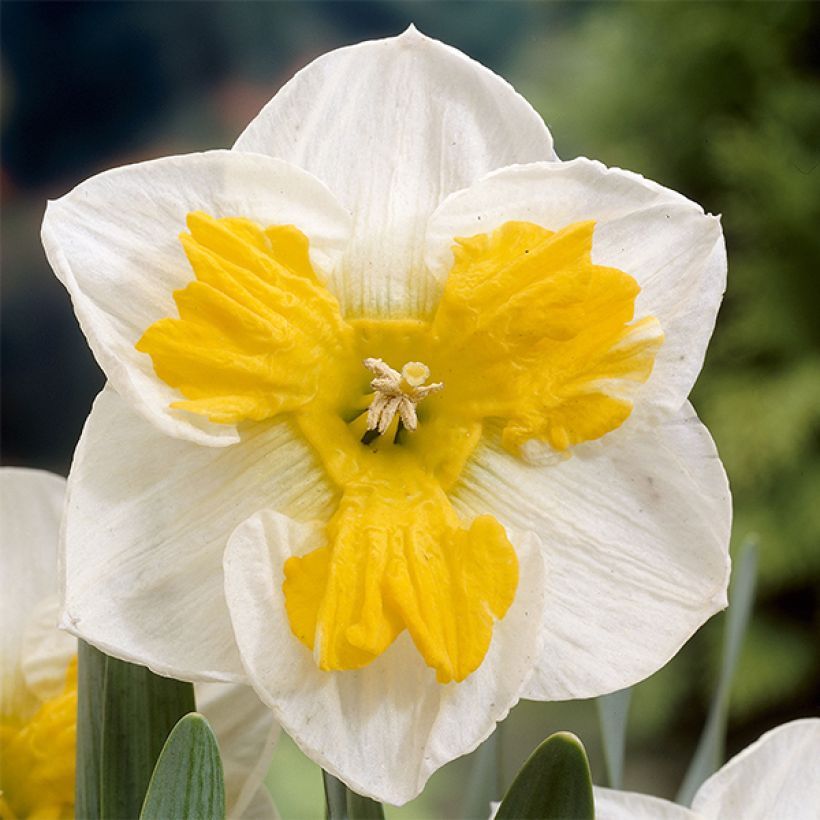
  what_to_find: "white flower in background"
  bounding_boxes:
[0,468,279,819]
[595,719,820,820]
[41,28,731,804]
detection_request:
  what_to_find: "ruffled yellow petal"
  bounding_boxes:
[283,461,517,683]
[137,212,354,424]
[431,220,663,452]
[0,658,76,820]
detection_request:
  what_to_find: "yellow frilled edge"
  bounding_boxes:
[0,658,76,820]
[137,213,663,683]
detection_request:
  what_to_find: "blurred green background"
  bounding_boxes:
[2,2,818,817]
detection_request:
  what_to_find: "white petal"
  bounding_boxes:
[223,510,547,805]
[42,150,351,447]
[0,468,66,717]
[196,682,279,819]
[426,158,726,416]
[594,787,697,820]
[235,27,556,318]
[62,387,334,682]
[691,718,820,819]
[21,593,76,702]
[453,403,731,700]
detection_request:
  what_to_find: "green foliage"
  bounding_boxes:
[323,771,349,820]
[596,688,631,789]
[462,730,501,819]
[140,714,225,820]
[518,0,820,751]
[76,642,197,819]
[75,641,106,820]
[496,732,594,820]
[100,656,196,818]
[323,771,385,820]
[348,791,387,820]
[678,543,757,805]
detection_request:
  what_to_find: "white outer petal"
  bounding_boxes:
[21,594,76,702]
[691,718,820,819]
[425,158,726,417]
[196,682,279,819]
[42,150,351,447]
[0,468,66,717]
[223,510,547,806]
[235,27,557,318]
[594,787,698,820]
[1,467,278,816]
[453,403,731,700]
[62,387,334,682]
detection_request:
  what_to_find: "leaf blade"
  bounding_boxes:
[321,770,385,820]
[596,687,632,789]
[99,654,196,819]
[676,540,758,805]
[347,789,385,820]
[75,640,108,819]
[140,713,225,820]
[322,770,349,820]
[496,731,594,820]
[463,730,502,819]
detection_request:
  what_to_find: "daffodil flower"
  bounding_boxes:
[0,468,279,819]
[594,719,820,819]
[41,29,731,803]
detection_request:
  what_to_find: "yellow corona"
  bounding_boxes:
[138,212,662,683]
[0,659,76,820]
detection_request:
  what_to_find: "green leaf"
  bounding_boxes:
[596,687,632,789]
[322,771,349,820]
[495,732,594,820]
[321,770,385,820]
[347,790,385,820]
[676,540,758,805]
[140,713,225,820]
[75,640,107,819]
[99,653,196,819]
[463,730,502,819]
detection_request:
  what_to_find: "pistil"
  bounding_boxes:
[363,358,443,437]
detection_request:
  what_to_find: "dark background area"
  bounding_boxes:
[2,2,818,817]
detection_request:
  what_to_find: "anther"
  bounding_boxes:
[362,357,443,440]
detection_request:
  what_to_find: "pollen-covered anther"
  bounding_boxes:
[363,357,443,435]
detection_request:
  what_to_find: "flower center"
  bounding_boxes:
[0,657,76,820]
[363,357,443,439]
[136,212,663,683]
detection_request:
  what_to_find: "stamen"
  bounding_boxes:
[362,357,443,439]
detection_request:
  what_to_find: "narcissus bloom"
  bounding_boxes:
[42,29,731,803]
[0,469,278,819]
[595,719,820,819]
